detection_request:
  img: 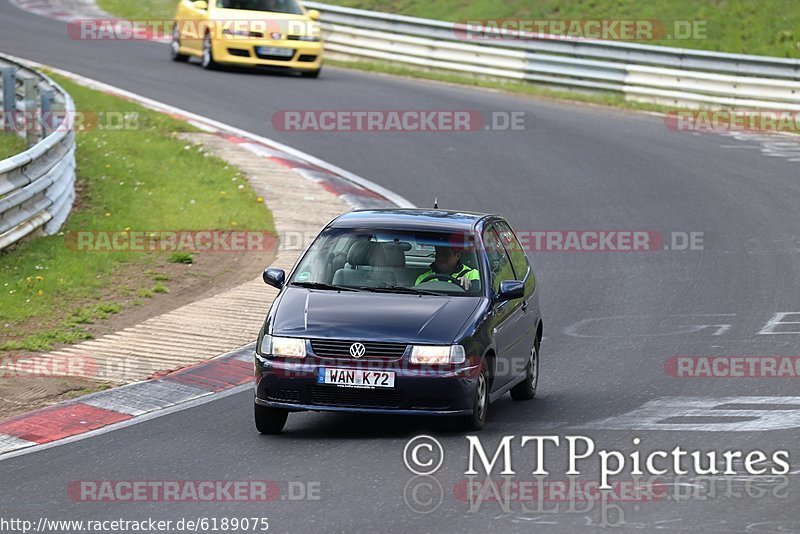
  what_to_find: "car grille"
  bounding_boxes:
[265,389,301,403]
[309,386,403,408]
[255,50,295,61]
[310,339,408,360]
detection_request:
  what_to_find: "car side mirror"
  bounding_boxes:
[307,9,320,21]
[193,0,208,10]
[263,267,286,289]
[497,280,524,301]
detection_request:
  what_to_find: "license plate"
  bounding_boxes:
[317,368,395,389]
[257,46,294,57]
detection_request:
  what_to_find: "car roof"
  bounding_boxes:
[328,209,494,232]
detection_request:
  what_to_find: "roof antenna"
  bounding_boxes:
[433,197,438,209]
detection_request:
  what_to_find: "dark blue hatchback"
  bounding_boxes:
[254,209,542,433]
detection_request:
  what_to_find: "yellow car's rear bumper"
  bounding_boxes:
[212,38,322,70]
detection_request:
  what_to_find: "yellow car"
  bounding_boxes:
[171,0,323,77]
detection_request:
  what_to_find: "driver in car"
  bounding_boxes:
[415,246,480,290]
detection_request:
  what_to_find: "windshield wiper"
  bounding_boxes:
[358,286,442,296]
[290,282,358,292]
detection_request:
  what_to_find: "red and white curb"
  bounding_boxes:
[0,345,255,457]
[0,56,412,458]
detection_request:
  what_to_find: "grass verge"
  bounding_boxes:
[323,0,800,58]
[98,0,800,58]
[97,0,178,20]
[0,73,274,352]
[0,133,28,161]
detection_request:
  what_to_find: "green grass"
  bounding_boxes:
[0,74,274,351]
[97,0,800,58]
[324,0,800,58]
[0,133,28,160]
[97,0,178,20]
[1,303,122,352]
[168,251,194,264]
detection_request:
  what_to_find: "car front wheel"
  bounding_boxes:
[510,342,538,401]
[170,25,189,62]
[254,403,288,434]
[459,361,488,431]
[202,34,218,70]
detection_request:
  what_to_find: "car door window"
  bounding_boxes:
[482,225,515,294]
[495,221,529,282]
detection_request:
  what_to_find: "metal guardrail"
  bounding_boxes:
[307,2,800,110]
[0,54,76,250]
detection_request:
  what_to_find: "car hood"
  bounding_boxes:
[210,8,312,22]
[270,287,482,344]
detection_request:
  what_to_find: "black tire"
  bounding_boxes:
[458,361,488,431]
[510,342,539,401]
[170,25,189,62]
[254,402,288,434]
[201,33,218,70]
[300,68,321,78]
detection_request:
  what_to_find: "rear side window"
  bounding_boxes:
[495,221,529,281]
[482,226,515,294]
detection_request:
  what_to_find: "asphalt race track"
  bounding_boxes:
[2,1,800,531]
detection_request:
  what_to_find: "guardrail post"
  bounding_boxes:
[23,77,39,146]
[1,67,15,133]
[40,89,54,138]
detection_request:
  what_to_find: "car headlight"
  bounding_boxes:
[261,335,307,359]
[409,345,466,365]
[289,35,321,42]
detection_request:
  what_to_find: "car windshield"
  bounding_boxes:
[289,227,484,296]
[216,0,303,14]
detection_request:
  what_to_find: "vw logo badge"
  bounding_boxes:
[349,342,366,358]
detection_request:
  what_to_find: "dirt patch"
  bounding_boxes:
[0,377,111,420]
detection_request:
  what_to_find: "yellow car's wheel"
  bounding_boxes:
[201,33,218,70]
[170,25,189,62]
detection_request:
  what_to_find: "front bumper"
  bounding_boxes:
[212,38,322,69]
[254,354,480,416]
